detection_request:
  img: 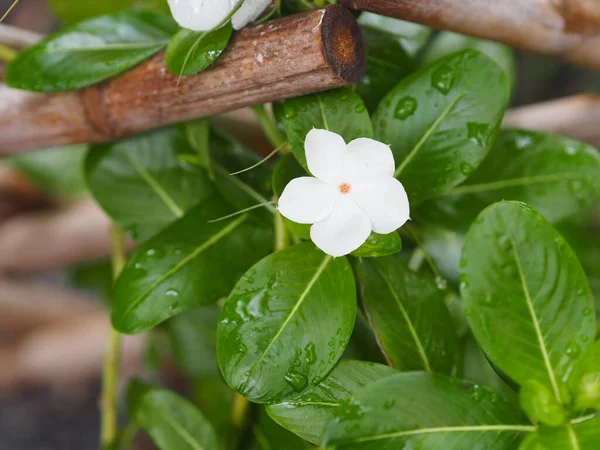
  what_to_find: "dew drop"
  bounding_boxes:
[459,161,474,176]
[581,334,590,343]
[435,276,448,291]
[431,63,456,94]
[583,307,593,316]
[355,103,366,113]
[565,342,581,359]
[284,370,308,392]
[460,258,467,268]
[467,122,492,147]
[383,399,396,409]
[166,289,180,297]
[237,343,247,354]
[284,108,297,120]
[305,342,317,365]
[394,96,418,120]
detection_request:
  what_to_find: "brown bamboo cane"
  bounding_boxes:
[341,0,600,69]
[0,5,365,155]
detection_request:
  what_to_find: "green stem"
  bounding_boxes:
[252,104,286,148]
[231,393,251,430]
[0,0,20,23]
[274,210,291,252]
[101,226,127,450]
[0,44,17,63]
[117,420,139,450]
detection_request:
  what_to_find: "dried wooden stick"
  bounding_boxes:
[0,278,99,334]
[0,23,41,49]
[0,5,365,155]
[341,0,600,69]
[0,200,113,273]
[503,94,600,148]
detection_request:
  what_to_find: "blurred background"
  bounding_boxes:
[0,0,599,449]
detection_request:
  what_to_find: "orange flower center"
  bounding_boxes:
[339,183,351,194]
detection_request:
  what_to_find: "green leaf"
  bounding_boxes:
[522,418,600,450]
[49,0,169,24]
[126,378,153,417]
[283,88,372,171]
[9,144,88,199]
[266,360,395,445]
[86,127,218,242]
[217,242,356,403]
[520,379,567,426]
[357,12,432,56]
[351,232,402,258]
[422,224,464,286]
[167,305,221,377]
[183,119,213,175]
[112,196,272,334]
[420,130,600,229]
[323,372,531,449]
[421,31,516,89]
[373,49,510,204]
[568,340,600,410]
[209,128,275,216]
[357,26,415,113]
[355,256,460,374]
[6,11,177,92]
[251,408,313,450]
[135,388,219,450]
[272,153,307,197]
[165,24,233,76]
[461,201,596,404]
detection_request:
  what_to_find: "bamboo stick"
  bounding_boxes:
[341,0,600,69]
[503,94,600,149]
[0,5,365,155]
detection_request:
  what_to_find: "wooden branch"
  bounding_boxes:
[0,5,365,155]
[503,94,600,148]
[0,279,99,334]
[0,23,41,49]
[341,0,600,69]
[0,201,113,273]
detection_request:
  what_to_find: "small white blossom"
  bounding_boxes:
[278,129,410,257]
[167,0,272,32]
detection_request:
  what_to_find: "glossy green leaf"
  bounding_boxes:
[136,388,219,450]
[272,153,306,197]
[521,418,600,450]
[86,127,218,242]
[421,130,600,229]
[6,11,177,92]
[568,340,600,410]
[323,372,530,449]
[126,378,153,417]
[49,0,169,24]
[167,305,220,377]
[209,128,275,216]
[251,408,313,450]
[9,144,88,199]
[520,379,567,427]
[356,256,460,374]
[351,232,402,258]
[218,243,356,403]
[283,88,372,171]
[422,224,464,286]
[112,196,272,334]
[461,201,596,404]
[165,24,233,76]
[421,31,516,89]
[267,360,395,445]
[357,12,432,56]
[373,49,510,204]
[357,26,414,113]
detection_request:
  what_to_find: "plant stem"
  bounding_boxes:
[252,104,286,148]
[231,393,251,430]
[101,226,127,450]
[274,210,291,252]
[0,44,17,63]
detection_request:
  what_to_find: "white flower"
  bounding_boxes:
[167,0,272,32]
[278,129,410,257]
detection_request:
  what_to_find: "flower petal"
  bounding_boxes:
[278,177,338,224]
[167,0,232,32]
[352,177,410,234]
[310,196,371,257]
[232,0,272,30]
[343,137,395,183]
[305,129,346,184]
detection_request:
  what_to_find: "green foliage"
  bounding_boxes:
[49,0,169,24]
[374,49,510,204]
[6,11,177,92]
[217,243,356,403]
[165,24,233,76]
